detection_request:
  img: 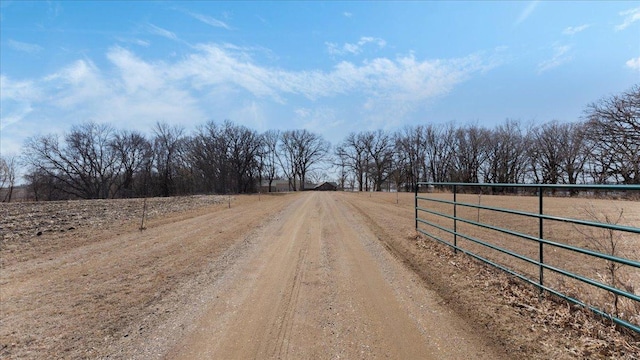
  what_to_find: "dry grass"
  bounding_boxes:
[413,235,640,358]
[415,192,640,331]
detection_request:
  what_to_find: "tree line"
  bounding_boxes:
[1,85,637,201]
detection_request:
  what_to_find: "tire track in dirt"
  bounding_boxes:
[270,246,307,358]
[259,194,317,359]
[168,192,505,359]
[166,193,317,359]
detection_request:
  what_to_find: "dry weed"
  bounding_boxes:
[416,233,640,358]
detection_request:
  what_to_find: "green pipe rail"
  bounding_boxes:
[414,182,640,334]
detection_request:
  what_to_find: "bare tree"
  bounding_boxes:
[361,130,394,191]
[277,131,298,191]
[424,124,456,183]
[22,122,120,199]
[0,155,17,202]
[336,132,369,191]
[187,120,263,194]
[529,121,564,184]
[394,126,427,191]
[389,150,408,192]
[584,85,640,184]
[450,124,490,184]
[190,120,230,193]
[279,130,329,191]
[152,122,186,197]
[23,167,58,201]
[528,121,589,186]
[333,149,349,190]
[482,119,529,186]
[260,130,280,192]
[558,122,590,185]
[111,130,152,197]
[223,121,262,193]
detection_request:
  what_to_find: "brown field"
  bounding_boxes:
[1,192,639,359]
[415,192,640,327]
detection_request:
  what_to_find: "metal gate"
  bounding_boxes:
[415,182,640,333]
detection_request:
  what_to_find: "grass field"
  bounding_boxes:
[411,192,640,329]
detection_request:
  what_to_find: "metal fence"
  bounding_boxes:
[414,182,640,333]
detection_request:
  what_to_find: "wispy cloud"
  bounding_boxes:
[343,12,352,18]
[563,24,590,35]
[537,44,572,74]
[116,37,150,47]
[0,104,33,131]
[0,75,41,102]
[326,37,386,56]
[616,7,640,31]
[7,39,43,53]
[0,42,502,153]
[0,75,40,132]
[626,57,640,71]
[293,106,342,134]
[186,11,231,30]
[255,15,269,26]
[515,1,539,25]
[47,1,62,19]
[146,23,178,40]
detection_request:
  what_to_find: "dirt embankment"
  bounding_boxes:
[1,192,638,359]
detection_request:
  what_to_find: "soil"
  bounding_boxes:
[1,192,639,359]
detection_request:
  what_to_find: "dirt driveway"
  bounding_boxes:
[1,192,638,359]
[167,192,500,359]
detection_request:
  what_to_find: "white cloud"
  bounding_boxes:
[146,23,178,40]
[515,1,539,25]
[537,44,572,74]
[0,42,502,154]
[326,37,387,56]
[343,12,353,18]
[229,100,268,131]
[0,105,33,131]
[107,46,165,93]
[626,57,640,71]
[563,24,590,35]
[47,1,62,18]
[616,7,640,31]
[294,108,311,118]
[293,106,342,134]
[1,48,203,135]
[116,37,150,47]
[187,11,231,29]
[7,39,43,53]
[0,75,41,152]
[0,75,41,102]
[174,43,494,104]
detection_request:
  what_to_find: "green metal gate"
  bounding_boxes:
[415,182,640,333]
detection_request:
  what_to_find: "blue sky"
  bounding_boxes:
[1,1,639,157]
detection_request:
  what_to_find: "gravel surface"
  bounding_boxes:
[1,192,638,359]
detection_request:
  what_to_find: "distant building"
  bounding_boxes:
[313,182,338,191]
[259,179,293,192]
[259,179,338,192]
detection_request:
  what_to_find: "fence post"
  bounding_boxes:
[414,183,418,230]
[453,184,458,254]
[538,186,544,292]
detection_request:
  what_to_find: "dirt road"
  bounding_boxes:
[167,192,500,359]
[1,192,505,359]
